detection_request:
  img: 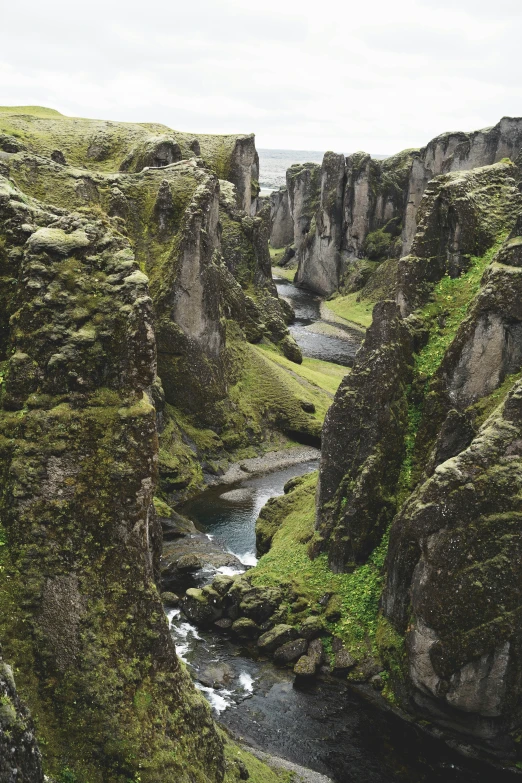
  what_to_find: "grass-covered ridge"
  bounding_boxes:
[0,105,252,179]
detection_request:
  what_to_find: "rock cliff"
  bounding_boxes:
[271,117,522,298]
[0,106,301,782]
[309,150,522,764]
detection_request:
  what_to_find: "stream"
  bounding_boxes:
[168,279,519,783]
[274,277,362,367]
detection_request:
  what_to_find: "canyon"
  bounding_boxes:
[0,106,521,783]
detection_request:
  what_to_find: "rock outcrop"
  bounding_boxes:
[0,656,43,783]
[271,117,522,298]
[314,301,413,570]
[0,106,300,782]
[310,146,522,763]
[0,175,225,781]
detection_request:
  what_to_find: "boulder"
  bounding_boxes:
[298,615,324,641]
[257,624,299,653]
[294,655,317,678]
[198,663,234,689]
[332,638,355,674]
[181,588,222,625]
[231,617,261,640]
[273,638,308,664]
[160,592,179,607]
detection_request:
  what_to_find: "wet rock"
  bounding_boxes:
[298,616,324,641]
[332,638,355,675]
[294,655,317,678]
[211,574,236,595]
[236,586,282,624]
[257,624,299,653]
[231,617,261,640]
[160,591,179,606]
[307,638,324,667]
[181,587,222,625]
[161,533,243,592]
[273,638,308,664]
[198,663,234,689]
[214,617,233,630]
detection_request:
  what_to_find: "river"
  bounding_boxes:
[168,279,519,783]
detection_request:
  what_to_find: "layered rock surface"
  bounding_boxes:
[309,150,522,763]
[0,106,302,782]
[270,117,522,298]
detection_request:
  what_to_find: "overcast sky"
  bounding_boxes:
[1,0,521,154]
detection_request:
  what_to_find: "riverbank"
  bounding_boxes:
[205,446,320,487]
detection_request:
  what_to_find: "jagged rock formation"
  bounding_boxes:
[269,187,293,249]
[271,117,522,297]
[402,116,522,253]
[312,150,522,764]
[0,106,303,782]
[0,175,225,781]
[314,301,413,570]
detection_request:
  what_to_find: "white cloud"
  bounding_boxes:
[0,0,521,154]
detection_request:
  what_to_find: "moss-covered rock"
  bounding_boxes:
[315,300,413,570]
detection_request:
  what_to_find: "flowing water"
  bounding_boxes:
[275,277,362,366]
[169,278,519,782]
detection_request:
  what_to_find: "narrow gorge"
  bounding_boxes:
[0,105,522,783]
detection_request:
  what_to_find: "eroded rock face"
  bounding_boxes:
[277,117,522,298]
[402,116,522,254]
[269,187,294,249]
[0,176,224,782]
[315,300,413,570]
[383,381,522,750]
[0,658,43,783]
[295,152,346,296]
[396,161,522,316]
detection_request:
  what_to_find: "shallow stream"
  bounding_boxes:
[274,277,362,366]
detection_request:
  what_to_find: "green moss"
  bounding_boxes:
[269,247,287,266]
[251,474,389,659]
[222,739,292,783]
[257,344,348,395]
[468,370,522,428]
[324,293,374,328]
[415,239,507,380]
[271,265,295,282]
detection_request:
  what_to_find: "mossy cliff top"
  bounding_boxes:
[0,105,258,211]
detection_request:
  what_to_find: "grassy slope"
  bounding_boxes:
[0,105,248,177]
[257,344,348,395]
[324,292,374,328]
[251,473,388,665]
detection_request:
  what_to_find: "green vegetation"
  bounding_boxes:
[324,292,374,328]
[415,240,506,379]
[271,264,295,282]
[257,344,348,395]
[469,369,522,428]
[251,474,389,660]
[269,247,287,265]
[223,740,292,783]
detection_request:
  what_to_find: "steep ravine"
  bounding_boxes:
[167,278,520,783]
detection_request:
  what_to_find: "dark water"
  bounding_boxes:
[275,277,362,367]
[174,466,519,783]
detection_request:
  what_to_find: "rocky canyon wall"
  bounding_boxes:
[269,117,522,298]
